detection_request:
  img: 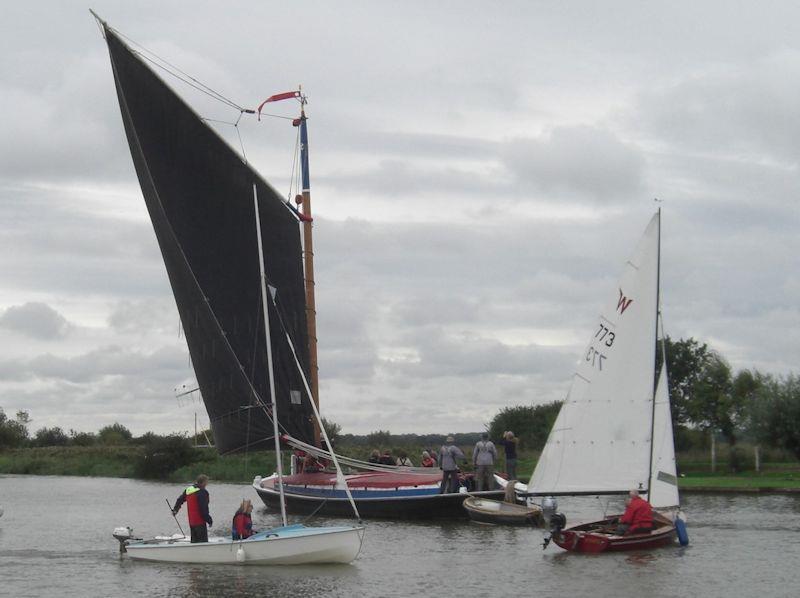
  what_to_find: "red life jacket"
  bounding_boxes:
[232,512,253,539]
[184,485,206,527]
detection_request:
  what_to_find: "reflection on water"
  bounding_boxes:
[1,476,800,597]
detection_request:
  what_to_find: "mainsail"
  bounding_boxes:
[102,26,314,452]
[529,213,661,495]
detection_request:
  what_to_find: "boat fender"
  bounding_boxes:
[675,513,689,546]
[236,546,246,563]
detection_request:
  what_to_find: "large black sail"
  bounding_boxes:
[103,27,314,452]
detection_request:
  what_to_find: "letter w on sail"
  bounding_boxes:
[617,288,633,314]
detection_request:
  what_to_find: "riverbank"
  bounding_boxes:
[0,446,280,483]
[2,446,799,493]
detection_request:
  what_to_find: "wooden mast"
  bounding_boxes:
[297,90,321,447]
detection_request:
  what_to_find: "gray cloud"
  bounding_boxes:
[0,302,72,340]
[503,126,645,202]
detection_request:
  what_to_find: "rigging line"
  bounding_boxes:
[110,27,244,111]
[134,51,242,111]
[287,127,300,200]
[236,123,248,164]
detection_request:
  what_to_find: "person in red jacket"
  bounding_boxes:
[232,499,254,540]
[615,489,653,535]
[173,474,213,543]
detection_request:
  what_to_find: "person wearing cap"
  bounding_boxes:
[438,436,466,493]
[173,474,213,543]
[232,499,255,540]
[472,432,497,491]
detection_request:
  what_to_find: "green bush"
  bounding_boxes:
[134,435,199,479]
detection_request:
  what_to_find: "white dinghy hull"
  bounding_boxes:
[125,525,363,565]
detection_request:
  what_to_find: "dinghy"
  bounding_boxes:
[95,12,364,565]
[463,497,542,526]
[523,211,687,553]
[114,525,363,565]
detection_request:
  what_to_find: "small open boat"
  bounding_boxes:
[463,496,542,526]
[522,211,688,553]
[551,512,675,553]
[114,525,363,565]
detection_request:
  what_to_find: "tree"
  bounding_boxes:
[488,402,562,451]
[69,429,96,447]
[321,417,341,446]
[134,434,199,479]
[366,430,391,446]
[97,423,133,445]
[0,409,30,448]
[748,374,800,459]
[658,337,713,427]
[31,426,69,447]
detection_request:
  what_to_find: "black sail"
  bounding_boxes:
[102,27,314,452]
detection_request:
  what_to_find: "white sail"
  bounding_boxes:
[649,364,680,508]
[529,213,660,495]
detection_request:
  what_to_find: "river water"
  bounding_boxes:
[1,475,798,597]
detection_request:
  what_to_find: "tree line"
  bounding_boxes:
[3,336,796,470]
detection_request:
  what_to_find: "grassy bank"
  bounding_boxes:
[0,446,283,484]
[2,445,799,493]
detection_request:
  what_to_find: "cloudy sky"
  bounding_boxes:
[1,1,798,437]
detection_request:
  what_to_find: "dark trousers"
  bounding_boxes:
[190,524,208,543]
[614,523,654,536]
[506,458,517,481]
[440,470,459,494]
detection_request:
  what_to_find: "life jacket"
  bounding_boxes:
[232,511,253,540]
[184,485,206,527]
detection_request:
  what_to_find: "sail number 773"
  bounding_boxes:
[584,323,616,371]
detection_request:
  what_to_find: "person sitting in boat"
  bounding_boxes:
[421,450,436,467]
[368,450,381,464]
[302,453,324,473]
[232,499,255,540]
[614,489,654,535]
[378,449,396,466]
[438,436,466,493]
[172,474,213,543]
[396,450,414,467]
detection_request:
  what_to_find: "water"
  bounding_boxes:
[1,475,799,597]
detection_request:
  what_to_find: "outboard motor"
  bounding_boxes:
[542,507,567,550]
[541,496,558,527]
[113,526,135,553]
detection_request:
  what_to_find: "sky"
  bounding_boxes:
[0,1,798,437]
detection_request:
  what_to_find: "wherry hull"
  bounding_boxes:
[125,525,363,565]
[254,474,504,519]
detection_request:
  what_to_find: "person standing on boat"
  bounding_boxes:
[438,436,466,493]
[232,499,254,540]
[614,490,654,535]
[172,474,213,543]
[497,431,519,481]
[472,433,497,491]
